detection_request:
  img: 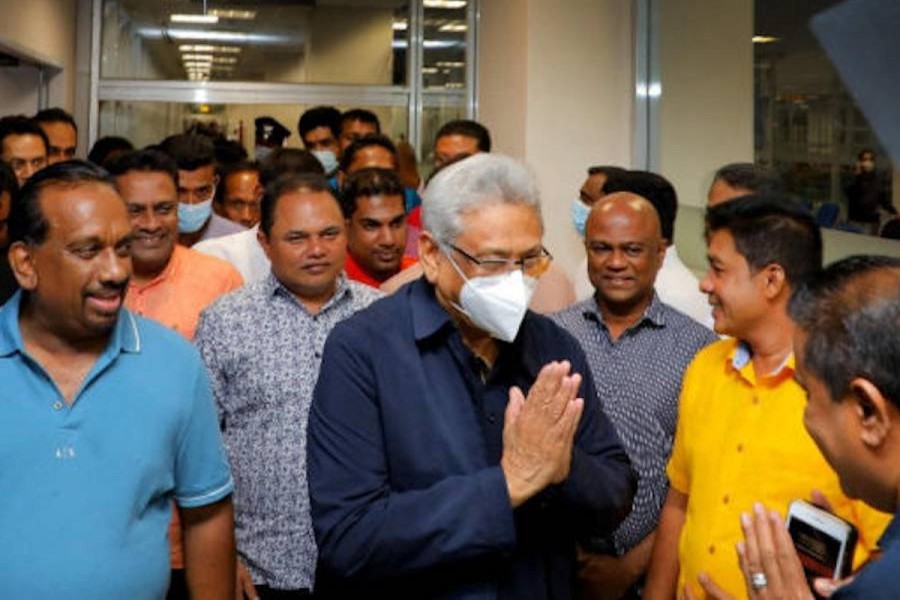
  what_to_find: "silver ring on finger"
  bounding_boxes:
[750,571,768,590]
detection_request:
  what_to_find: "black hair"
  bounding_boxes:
[712,162,784,196]
[87,136,134,167]
[217,159,260,201]
[881,218,900,240]
[298,106,342,141]
[0,161,18,199]
[214,138,248,166]
[341,109,381,134]
[790,255,900,407]
[260,172,337,236]
[705,194,822,288]
[340,168,405,219]
[588,165,627,180]
[8,160,115,246]
[259,148,324,186]
[0,115,49,154]
[105,149,179,188]
[603,170,678,241]
[33,107,78,132]
[339,134,398,173]
[159,134,215,171]
[434,119,491,152]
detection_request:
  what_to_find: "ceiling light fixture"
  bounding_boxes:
[438,22,467,32]
[424,0,467,8]
[393,21,408,31]
[179,44,243,54]
[752,35,779,44]
[207,9,257,20]
[170,14,219,24]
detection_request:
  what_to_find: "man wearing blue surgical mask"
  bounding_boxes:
[298,106,342,177]
[308,153,636,600]
[571,165,627,238]
[160,134,245,248]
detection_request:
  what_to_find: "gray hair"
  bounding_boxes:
[422,153,542,246]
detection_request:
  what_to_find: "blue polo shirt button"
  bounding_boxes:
[52,401,64,411]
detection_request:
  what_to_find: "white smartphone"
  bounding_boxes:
[785,499,858,581]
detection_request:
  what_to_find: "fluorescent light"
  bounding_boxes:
[435,61,465,68]
[753,35,779,44]
[170,14,220,24]
[179,44,243,54]
[181,54,214,61]
[424,0,467,8]
[212,56,238,64]
[439,22,467,32]
[141,27,297,44]
[208,9,257,20]
[422,67,439,74]
[393,20,408,31]
[184,61,213,68]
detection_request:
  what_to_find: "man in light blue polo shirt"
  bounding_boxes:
[0,161,236,600]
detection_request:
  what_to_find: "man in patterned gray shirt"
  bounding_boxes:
[552,192,715,600]
[195,173,382,599]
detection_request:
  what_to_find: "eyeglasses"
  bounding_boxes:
[448,243,553,278]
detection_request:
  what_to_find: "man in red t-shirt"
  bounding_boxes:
[341,168,417,287]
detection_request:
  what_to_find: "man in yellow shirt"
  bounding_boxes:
[644,195,889,600]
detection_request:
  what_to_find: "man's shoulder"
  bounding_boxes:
[128,311,202,362]
[345,279,386,310]
[550,298,593,329]
[194,226,257,254]
[199,279,267,322]
[656,301,717,341]
[206,214,246,237]
[687,336,736,369]
[180,246,243,281]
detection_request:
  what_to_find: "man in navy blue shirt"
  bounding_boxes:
[308,153,635,599]
[693,256,900,600]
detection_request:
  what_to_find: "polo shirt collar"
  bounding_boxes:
[409,277,455,341]
[129,244,184,292]
[0,290,141,358]
[582,291,668,329]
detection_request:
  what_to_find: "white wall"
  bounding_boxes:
[657,0,755,206]
[478,0,635,280]
[0,0,77,112]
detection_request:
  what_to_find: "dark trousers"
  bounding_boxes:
[255,585,313,599]
[166,569,188,600]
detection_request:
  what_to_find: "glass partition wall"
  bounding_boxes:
[91,0,476,169]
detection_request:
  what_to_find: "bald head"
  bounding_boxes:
[587,192,662,242]
[585,191,666,315]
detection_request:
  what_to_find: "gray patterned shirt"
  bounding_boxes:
[552,294,716,553]
[195,272,382,590]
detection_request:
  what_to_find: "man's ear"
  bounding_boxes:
[8,241,37,290]
[850,377,892,449]
[418,231,442,284]
[761,263,787,300]
[256,228,273,263]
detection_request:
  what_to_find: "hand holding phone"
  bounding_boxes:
[786,499,858,581]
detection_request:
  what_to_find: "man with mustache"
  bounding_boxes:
[0,160,235,599]
[107,149,243,340]
[196,172,381,599]
[342,168,417,287]
[107,149,243,599]
[644,195,889,600]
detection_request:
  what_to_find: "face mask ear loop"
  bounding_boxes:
[440,243,474,318]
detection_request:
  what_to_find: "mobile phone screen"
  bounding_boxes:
[788,517,841,579]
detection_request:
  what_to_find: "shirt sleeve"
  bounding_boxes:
[556,334,637,538]
[307,322,517,580]
[194,311,227,428]
[666,354,699,494]
[172,354,234,508]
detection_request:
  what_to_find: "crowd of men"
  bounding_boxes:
[0,104,898,600]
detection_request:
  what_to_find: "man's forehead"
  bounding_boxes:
[2,134,45,155]
[40,182,127,229]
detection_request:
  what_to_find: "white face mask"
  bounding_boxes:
[446,251,538,342]
[312,149,339,175]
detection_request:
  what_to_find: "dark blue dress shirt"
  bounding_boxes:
[308,278,636,600]
[834,510,900,599]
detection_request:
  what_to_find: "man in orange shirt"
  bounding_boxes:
[341,167,417,288]
[107,149,243,599]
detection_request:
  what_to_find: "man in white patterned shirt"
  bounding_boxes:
[553,192,715,599]
[195,173,382,599]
